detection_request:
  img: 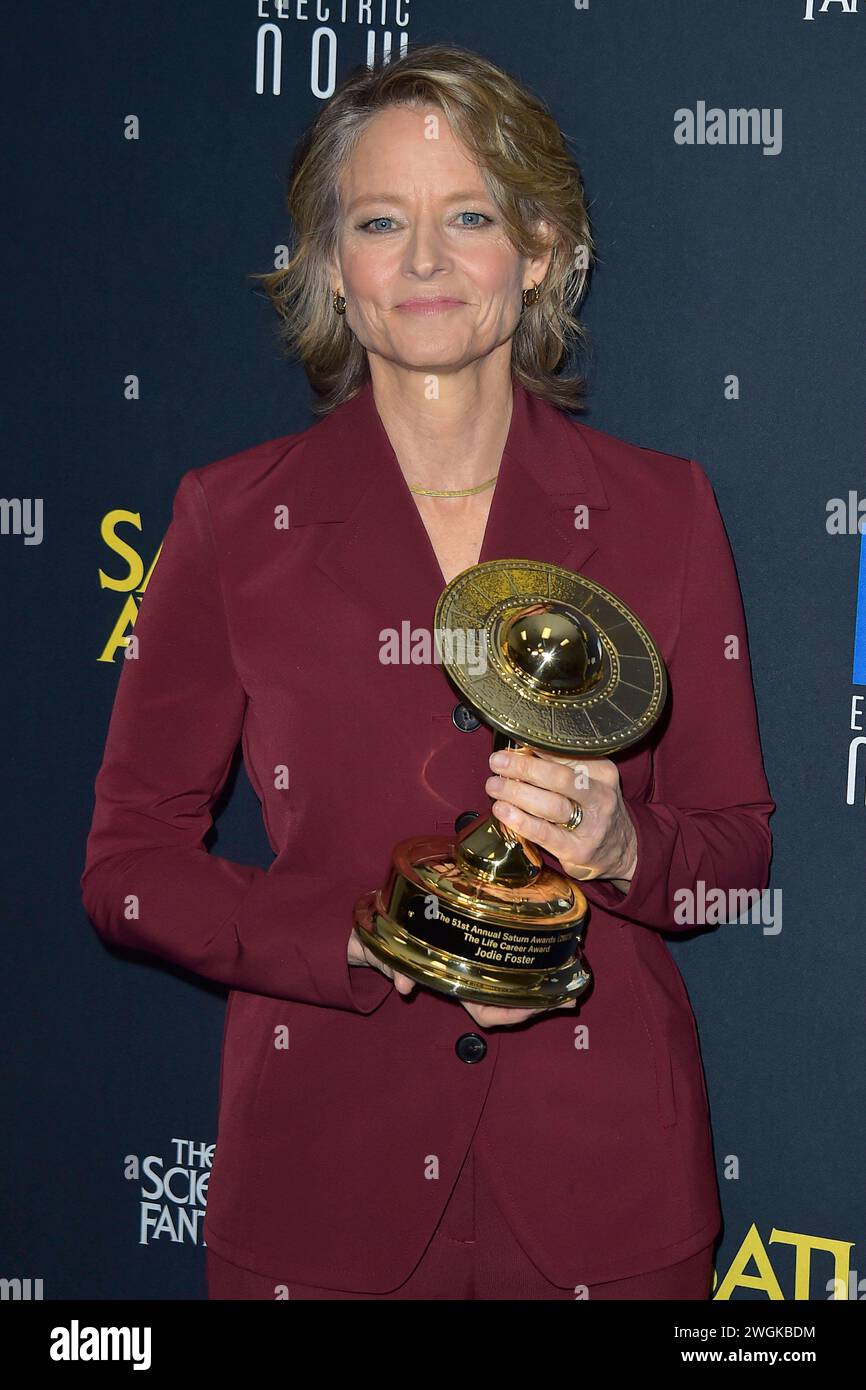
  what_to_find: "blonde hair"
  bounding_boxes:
[251,43,596,415]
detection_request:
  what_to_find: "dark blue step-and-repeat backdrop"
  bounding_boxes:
[2,1,864,1302]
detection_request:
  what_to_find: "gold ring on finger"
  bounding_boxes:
[558,798,583,831]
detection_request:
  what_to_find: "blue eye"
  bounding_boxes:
[456,212,492,228]
[358,217,396,233]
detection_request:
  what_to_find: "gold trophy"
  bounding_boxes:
[354,559,667,1007]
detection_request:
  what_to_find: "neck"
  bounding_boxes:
[367,358,515,493]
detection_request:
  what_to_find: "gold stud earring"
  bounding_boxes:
[522,280,540,307]
[332,291,347,315]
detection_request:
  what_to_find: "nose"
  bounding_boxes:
[402,211,453,281]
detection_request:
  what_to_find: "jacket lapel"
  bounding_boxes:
[479,375,608,577]
[294,373,610,625]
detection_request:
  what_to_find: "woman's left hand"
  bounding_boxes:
[485,746,638,890]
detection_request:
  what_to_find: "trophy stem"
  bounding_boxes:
[454,732,543,888]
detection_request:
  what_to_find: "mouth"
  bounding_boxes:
[395,298,465,314]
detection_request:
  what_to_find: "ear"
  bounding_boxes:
[325,249,342,295]
[525,218,555,288]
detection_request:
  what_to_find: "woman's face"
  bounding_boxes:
[329,104,552,374]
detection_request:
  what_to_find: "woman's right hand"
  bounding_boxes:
[348,929,575,1024]
[458,996,577,1029]
[347,927,417,995]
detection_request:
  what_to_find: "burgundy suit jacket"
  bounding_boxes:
[81,374,774,1292]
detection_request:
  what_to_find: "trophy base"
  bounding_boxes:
[354,834,593,1009]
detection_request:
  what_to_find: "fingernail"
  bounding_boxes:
[490,751,507,769]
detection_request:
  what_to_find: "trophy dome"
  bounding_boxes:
[502,602,605,694]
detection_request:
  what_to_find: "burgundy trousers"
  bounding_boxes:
[206,1140,715,1300]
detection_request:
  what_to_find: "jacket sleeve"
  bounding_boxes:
[577,457,775,932]
[80,468,393,1012]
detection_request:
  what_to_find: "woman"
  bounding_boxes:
[81,44,774,1300]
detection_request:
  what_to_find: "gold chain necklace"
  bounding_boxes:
[408,474,498,498]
